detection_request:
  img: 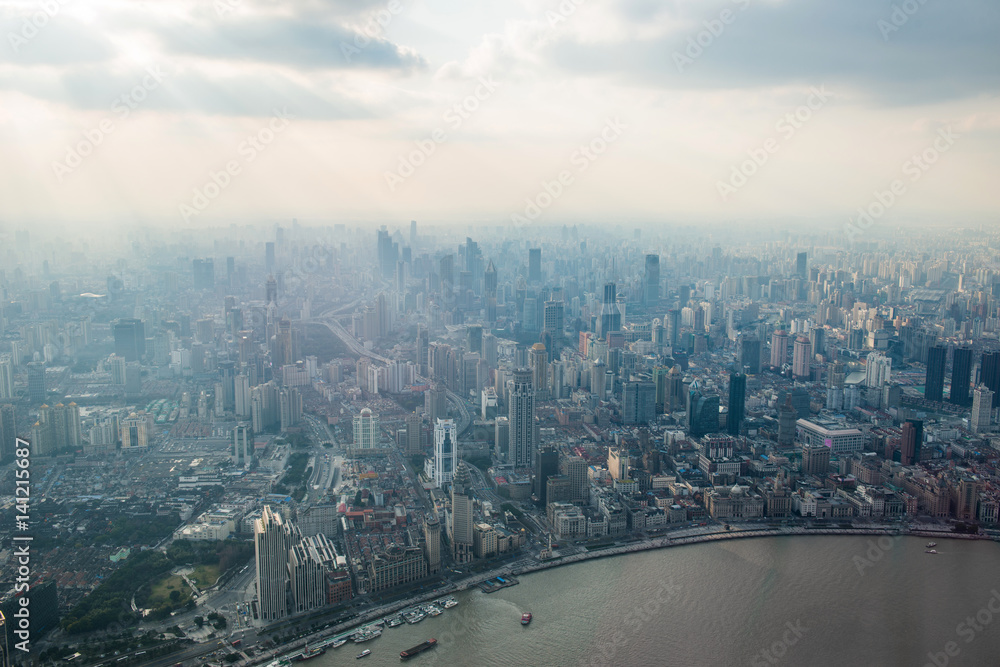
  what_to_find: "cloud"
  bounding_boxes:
[0,15,115,65]
[155,13,427,71]
[0,65,370,119]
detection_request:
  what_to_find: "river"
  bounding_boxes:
[313,535,1000,667]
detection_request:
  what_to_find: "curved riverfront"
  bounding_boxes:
[255,527,1000,667]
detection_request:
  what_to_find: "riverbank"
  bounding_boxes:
[247,524,998,665]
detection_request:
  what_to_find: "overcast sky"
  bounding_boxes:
[0,0,997,230]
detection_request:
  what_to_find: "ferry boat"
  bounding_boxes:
[926,549,938,554]
[400,638,438,660]
[356,649,372,659]
[926,542,937,548]
[293,646,326,662]
[387,616,404,628]
[439,596,459,609]
[404,611,426,624]
[425,604,443,616]
[521,613,532,625]
[331,639,347,648]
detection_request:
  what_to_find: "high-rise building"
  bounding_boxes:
[450,463,474,562]
[484,259,498,323]
[622,381,656,425]
[254,506,294,621]
[980,350,1000,408]
[777,396,796,448]
[433,418,458,487]
[528,247,542,284]
[265,241,276,272]
[23,360,43,404]
[533,447,559,504]
[266,274,278,304]
[802,444,830,476]
[792,336,812,379]
[951,347,973,406]
[415,326,429,375]
[192,258,215,290]
[727,372,746,436]
[665,309,681,349]
[796,251,807,280]
[279,387,302,430]
[643,254,660,305]
[900,419,923,465]
[687,382,720,438]
[561,455,589,502]
[121,412,150,449]
[0,355,13,400]
[530,343,548,399]
[543,300,564,334]
[352,408,380,452]
[925,345,947,403]
[866,352,892,389]
[770,330,790,369]
[235,374,251,417]
[233,423,252,467]
[509,368,537,467]
[598,283,621,339]
[971,385,993,434]
[289,534,338,614]
[494,416,510,461]
[405,412,422,456]
[113,318,146,362]
[738,335,762,375]
[423,515,441,574]
[0,404,16,461]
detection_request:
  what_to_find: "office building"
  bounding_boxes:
[598,282,621,339]
[900,419,923,465]
[352,408,380,453]
[687,382,720,438]
[622,381,656,425]
[254,506,294,621]
[925,345,947,403]
[980,350,1000,408]
[972,385,993,434]
[0,355,13,400]
[643,254,660,305]
[405,411,422,456]
[792,336,812,379]
[509,368,537,467]
[113,318,146,362]
[450,463,474,562]
[434,418,458,487]
[192,258,215,290]
[770,330,789,368]
[952,347,973,406]
[727,372,746,436]
[528,247,541,283]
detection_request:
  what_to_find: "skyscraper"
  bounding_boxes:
[353,408,379,453]
[951,347,973,406]
[254,506,294,621]
[598,282,621,339]
[192,258,215,290]
[423,515,441,574]
[792,336,812,379]
[687,382,720,438]
[233,423,252,467]
[727,372,746,436]
[796,251,807,280]
[643,253,660,305]
[433,418,458,487]
[450,463,474,562]
[622,381,656,425]
[738,335,762,375]
[980,350,1000,408]
[770,330,789,369]
[509,368,537,467]
[405,411,422,456]
[925,345,947,403]
[484,259,498,323]
[900,419,923,465]
[533,447,559,504]
[113,318,146,362]
[530,343,548,399]
[0,355,13,400]
[971,384,993,434]
[528,247,541,283]
[27,362,46,404]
